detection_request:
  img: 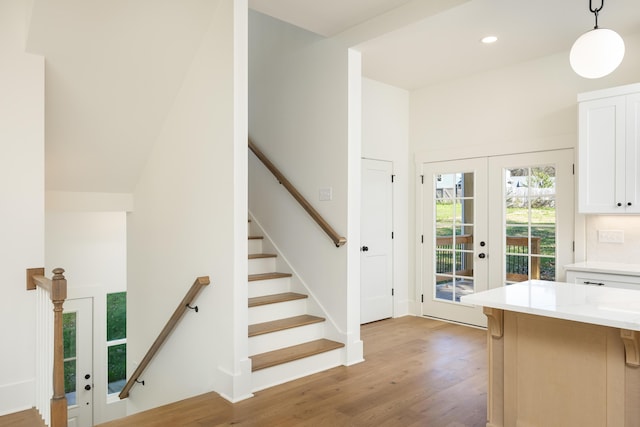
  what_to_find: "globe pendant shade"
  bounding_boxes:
[570,28,625,79]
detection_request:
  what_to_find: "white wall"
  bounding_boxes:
[0,0,45,415]
[248,10,362,363]
[409,32,640,302]
[412,33,640,160]
[127,0,249,413]
[361,78,410,317]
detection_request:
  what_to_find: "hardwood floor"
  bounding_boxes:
[0,409,45,427]
[96,316,487,427]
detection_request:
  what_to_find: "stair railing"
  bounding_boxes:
[27,267,68,427]
[118,276,210,399]
[248,138,347,247]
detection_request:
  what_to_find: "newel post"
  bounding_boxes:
[50,268,68,427]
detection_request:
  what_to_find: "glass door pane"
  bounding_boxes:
[435,172,475,302]
[503,166,557,284]
[63,312,77,406]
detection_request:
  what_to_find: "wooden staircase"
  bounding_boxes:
[247,220,344,392]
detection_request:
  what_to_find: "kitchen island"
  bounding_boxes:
[461,280,640,427]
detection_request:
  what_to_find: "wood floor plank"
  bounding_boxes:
[95,316,487,427]
[0,408,46,427]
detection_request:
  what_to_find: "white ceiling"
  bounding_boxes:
[251,0,640,90]
[22,0,640,193]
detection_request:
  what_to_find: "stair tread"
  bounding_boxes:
[249,292,308,307]
[248,253,277,259]
[249,272,292,282]
[248,235,264,240]
[249,314,324,337]
[250,339,344,371]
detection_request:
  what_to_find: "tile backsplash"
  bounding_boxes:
[585,215,640,263]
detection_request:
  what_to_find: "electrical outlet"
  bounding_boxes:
[598,229,624,243]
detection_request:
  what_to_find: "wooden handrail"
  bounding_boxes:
[249,138,347,247]
[27,267,68,427]
[119,276,210,399]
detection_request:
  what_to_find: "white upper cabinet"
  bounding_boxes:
[578,83,640,213]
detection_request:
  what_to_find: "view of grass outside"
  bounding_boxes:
[107,292,126,394]
[505,167,556,281]
[63,312,77,400]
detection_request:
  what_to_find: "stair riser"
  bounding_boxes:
[248,277,290,298]
[251,348,344,392]
[248,257,276,275]
[249,322,325,356]
[249,299,308,324]
[248,239,263,253]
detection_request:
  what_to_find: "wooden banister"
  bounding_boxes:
[249,138,347,247]
[27,267,68,427]
[119,276,210,399]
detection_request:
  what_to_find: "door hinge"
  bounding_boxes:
[420,175,424,184]
[391,231,394,239]
[573,241,575,252]
[391,174,395,183]
[572,163,575,175]
[392,288,394,296]
[421,294,424,303]
[421,235,424,244]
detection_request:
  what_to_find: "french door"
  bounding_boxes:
[421,150,574,327]
[422,158,489,326]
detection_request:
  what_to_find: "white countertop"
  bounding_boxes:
[460,280,640,331]
[564,261,640,276]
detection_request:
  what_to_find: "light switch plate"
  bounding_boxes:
[319,187,332,201]
[598,229,624,243]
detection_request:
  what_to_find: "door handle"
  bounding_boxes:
[361,246,369,252]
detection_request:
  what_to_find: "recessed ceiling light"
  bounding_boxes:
[481,36,498,44]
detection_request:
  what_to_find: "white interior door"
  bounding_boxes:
[422,158,489,327]
[64,298,93,427]
[361,158,393,324]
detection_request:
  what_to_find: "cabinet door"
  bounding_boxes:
[626,93,640,212]
[578,96,626,213]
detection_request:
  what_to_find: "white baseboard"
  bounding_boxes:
[0,379,34,416]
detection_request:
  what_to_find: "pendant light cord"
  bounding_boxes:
[590,0,604,29]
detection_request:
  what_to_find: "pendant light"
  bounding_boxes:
[570,0,625,79]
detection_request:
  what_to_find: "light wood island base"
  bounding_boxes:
[484,306,640,427]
